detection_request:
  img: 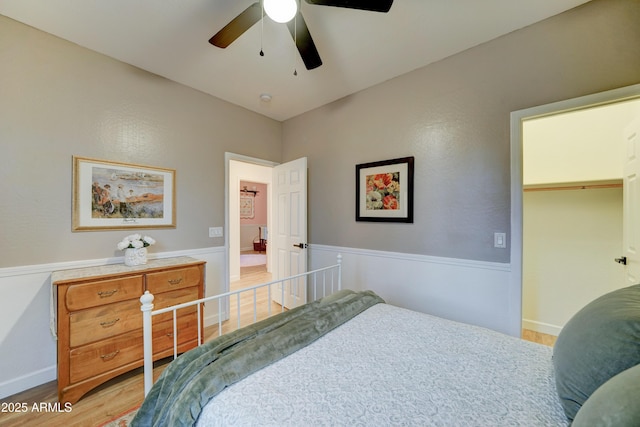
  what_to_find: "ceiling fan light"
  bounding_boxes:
[264,0,298,23]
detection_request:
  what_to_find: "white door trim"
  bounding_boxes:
[623,117,640,285]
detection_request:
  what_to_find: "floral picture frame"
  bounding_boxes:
[355,156,414,223]
[72,156,176,231]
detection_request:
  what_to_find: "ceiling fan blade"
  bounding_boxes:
[304,0,393,13]
[287,12,322,70]
[209,2,262,48]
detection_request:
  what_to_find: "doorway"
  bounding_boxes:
[239,180,268,275]
[522,102,639,336]
[510,84,640,338]
[226,154,277,290]
[225,153,309,298]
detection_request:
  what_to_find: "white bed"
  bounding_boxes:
[195,302,567,426]
[134,260,569,427]
[133,258,640,427]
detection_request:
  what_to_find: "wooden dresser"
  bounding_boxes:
[52,256,205,404]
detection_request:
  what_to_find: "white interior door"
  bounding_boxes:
[622,117,640,285]
[272,157,308,308]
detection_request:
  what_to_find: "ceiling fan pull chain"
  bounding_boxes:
[293,13,297,76]
[259,1,265,57]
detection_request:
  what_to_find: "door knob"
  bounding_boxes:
[293,243,308,249]
[615,256,627,265]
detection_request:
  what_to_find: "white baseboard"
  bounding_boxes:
[204,313,224,329]
[0,366,56,400]
[522,319,561,336]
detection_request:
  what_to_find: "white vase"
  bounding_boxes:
[124,247,148,266]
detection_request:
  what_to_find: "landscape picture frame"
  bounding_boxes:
[72,156,176,231]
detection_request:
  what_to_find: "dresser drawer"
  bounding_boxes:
[145,266,201,294]
[66,276,143,311]
[69,299,142,348]
[69,329,143,384]
[153,287,200,323]
[153,314,200,355]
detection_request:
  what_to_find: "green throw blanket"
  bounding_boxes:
[132,289,385,427]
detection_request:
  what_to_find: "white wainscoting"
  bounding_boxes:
[309,245,514,336]
[1,244,514,399]
[521,319,562,336]
[0,247,225,400]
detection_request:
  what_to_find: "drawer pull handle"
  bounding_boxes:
[100,350,120,361]
[168,278,182,285]
[97,289,118,298]
[166,333,174,338]
[100,318,120,328]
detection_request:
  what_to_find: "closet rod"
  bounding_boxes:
[523,183,622,192]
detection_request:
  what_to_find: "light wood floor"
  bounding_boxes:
[205,264,281,340]
[521,328,557,346]
[0,262,557,426]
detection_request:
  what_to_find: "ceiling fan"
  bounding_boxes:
[209,0,394,71]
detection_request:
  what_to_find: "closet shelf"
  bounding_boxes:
[523,179,622,192]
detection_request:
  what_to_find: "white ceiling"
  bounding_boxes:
[0,0,591,121]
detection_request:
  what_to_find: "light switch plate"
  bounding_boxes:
[494,232,506,248]
[209,227,223,238]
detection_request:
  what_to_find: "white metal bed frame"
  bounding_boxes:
[139,255,342,396]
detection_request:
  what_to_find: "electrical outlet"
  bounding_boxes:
[209,227,223,238]
[494,232,506,248]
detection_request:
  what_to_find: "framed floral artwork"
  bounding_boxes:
[355,156,414,223]
[72,156,176,231]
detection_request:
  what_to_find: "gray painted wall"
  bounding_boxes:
[1,0,640,269]
[0,15,281,268]
[282,0,640,263]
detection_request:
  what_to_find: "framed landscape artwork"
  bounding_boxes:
[72,156,176,231]
[355,156,414,223]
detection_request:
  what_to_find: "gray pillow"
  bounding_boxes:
[572,363,640,427]
[553,283,640,420]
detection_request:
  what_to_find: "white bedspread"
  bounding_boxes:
[196,303,568,426]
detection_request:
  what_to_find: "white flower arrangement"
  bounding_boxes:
[117,234,156,251]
